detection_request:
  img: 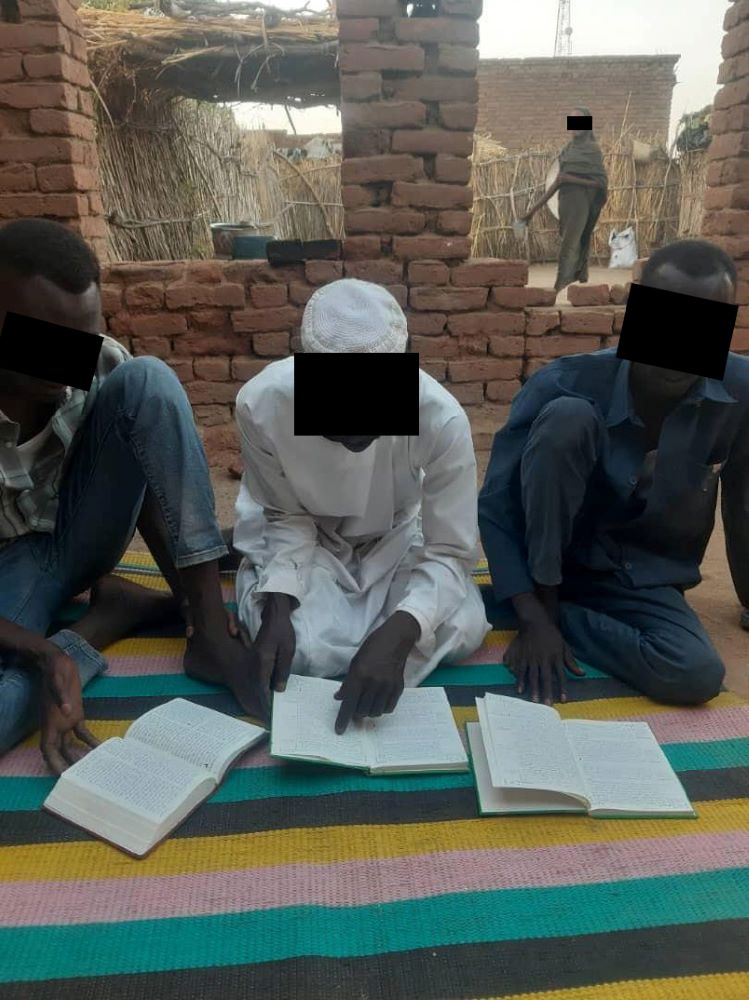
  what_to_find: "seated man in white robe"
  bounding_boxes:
[233,279,490,733]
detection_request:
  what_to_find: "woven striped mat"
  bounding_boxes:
[1,553,748,999]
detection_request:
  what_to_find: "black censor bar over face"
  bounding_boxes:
[293,353,420,436]
[567,115,593,130]
[617,284,738,380]
[0,312,103,391]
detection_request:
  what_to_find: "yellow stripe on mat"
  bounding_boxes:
[450,692,747,729]
[95,637,186,658]
[484,971,749,1000]
[3,802,748,883]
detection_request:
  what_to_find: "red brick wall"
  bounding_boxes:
[702,0,749,352]
[4,0,747,476]
[100,257,630,468]
[0,0,107,259]
[478,56,679,150]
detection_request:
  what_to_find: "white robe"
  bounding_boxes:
[233,356,490,686]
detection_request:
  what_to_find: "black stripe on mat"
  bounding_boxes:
[1,787,478,846]
[3,767,748,847]
[2,918,748,1000]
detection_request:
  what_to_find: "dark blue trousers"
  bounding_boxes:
[486,396,725,706]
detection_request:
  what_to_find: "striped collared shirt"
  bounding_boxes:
[0,335,131,547]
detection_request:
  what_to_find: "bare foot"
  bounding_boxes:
[70,575,181,651]
[184,629,269,725]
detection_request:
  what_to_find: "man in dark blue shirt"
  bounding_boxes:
[479,239,749,707]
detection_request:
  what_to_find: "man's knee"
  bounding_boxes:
[646,647,725,706]
[529,396,600,454]
[101,356,182,400]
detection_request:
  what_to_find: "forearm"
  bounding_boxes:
[511,591,551,625]
[0,616,49,665]
[262,592,299,613]
[526,185,557,218]
[390,610,421,642]
[722,471,749,608]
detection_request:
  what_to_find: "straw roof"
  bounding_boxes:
[79,5,339,111]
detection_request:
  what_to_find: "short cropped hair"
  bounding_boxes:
[640,238,737,288]
[0,218,100,294]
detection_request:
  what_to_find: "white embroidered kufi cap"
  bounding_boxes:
[301,278,408,354]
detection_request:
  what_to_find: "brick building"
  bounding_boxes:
[478,55,680,150]
[0,0,746,473]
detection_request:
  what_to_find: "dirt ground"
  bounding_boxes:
[131,469,749,700]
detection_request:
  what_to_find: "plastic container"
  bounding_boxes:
[210,222,274,259]
[232,235,274,260]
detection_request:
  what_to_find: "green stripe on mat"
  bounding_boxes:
[1,868,748,982]
[425,662,606,684]
[82,662,608,699]
[85,675,229,698]
[3,738,747,812]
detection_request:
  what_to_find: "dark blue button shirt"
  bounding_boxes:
[479,348,749,605]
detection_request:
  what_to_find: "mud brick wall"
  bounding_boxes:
[477,56,678,151]
[702,0,749,353]
[0,0,106,259]
[99,258,633,470]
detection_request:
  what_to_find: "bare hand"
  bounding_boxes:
[253,594,297,701]
[504,619,584,706]
[39,651,99,775]
[334,612,420,734]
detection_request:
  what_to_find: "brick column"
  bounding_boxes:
[703,0,749,352]
[0,0,107,260]
[338,0,481,269]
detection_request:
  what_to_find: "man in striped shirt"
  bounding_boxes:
[0,220,265,774]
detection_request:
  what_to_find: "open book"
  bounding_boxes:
[468,694,695,818]
[271,675,468,775]
[43,698,267,856]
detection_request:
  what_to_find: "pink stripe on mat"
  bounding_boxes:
[3,831,748,927]
[460,643,509,665]
[2,707,748,778]
[104,655,186,677]
[629,705,749,744]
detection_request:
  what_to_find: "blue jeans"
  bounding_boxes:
[0,356,228,755]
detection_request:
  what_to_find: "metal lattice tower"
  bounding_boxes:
[554,0,573,57]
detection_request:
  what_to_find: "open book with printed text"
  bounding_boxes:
[468,694,695,818]
[271,675,468,775]
[43,698,267,856]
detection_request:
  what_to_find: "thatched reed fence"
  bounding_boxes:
[471,135,708,264]
[97,99,343,261]
[96,100,707,264]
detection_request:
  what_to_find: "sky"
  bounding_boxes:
[234,0,729,146]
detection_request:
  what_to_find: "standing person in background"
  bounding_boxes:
[522,106,609,293]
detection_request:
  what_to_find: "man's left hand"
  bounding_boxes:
[334,612,421,734]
